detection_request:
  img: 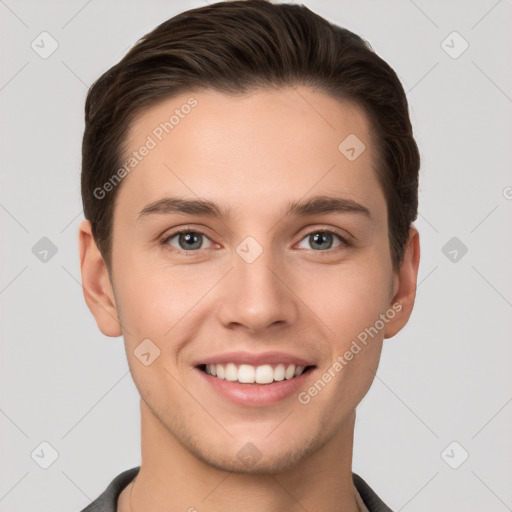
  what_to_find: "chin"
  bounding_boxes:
[184,431,322,475]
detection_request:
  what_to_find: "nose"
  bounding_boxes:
[216,245,298,335]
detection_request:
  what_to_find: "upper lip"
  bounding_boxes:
[194,351,315,367]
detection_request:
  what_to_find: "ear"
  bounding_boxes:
[384,226,420,339]
[78,219,123,337]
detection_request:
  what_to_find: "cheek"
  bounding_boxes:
[305,256,392,344]
[112,247,214,342]
[314,264,389,406]
[111,244,172,337]
[116,276,182,340]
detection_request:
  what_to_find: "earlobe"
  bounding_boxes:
[78,219,123,337]
[384,226,421,339]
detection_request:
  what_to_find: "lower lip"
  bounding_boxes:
[196,367,315,407]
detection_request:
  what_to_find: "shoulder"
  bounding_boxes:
[79,466,140,512]
[353,473,394,512]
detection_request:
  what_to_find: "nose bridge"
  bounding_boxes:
[217,236,297,332]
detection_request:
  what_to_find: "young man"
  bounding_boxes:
[78,1,420,511]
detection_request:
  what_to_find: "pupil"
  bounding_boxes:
[180,232,201,250]
[311,232,332,250]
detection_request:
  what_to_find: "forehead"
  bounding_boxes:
[116,86,385,224]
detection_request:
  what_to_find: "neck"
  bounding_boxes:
[121,400,360,512]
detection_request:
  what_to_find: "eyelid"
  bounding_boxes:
[159,225,352,253]
[159,227,215,250]
[295,225,352,245]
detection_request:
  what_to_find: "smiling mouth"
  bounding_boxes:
[198,363,315,385]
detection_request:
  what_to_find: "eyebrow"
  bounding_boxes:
[137,194,372,221]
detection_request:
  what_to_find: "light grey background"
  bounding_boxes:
[1,1,511,511]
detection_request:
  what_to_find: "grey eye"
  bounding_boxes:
[166,231,213,251]
[297,231,343,251]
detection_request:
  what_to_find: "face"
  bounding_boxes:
[95,86,415,473]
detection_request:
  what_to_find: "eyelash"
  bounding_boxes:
[159,227,352,254]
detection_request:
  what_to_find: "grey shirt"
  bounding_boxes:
[79,466,394,512]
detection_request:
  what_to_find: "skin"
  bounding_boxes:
[78,86,420,512]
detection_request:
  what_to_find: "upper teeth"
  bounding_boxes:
[205,363,306,384]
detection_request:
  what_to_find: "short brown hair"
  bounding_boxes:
[81,0,420,271]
